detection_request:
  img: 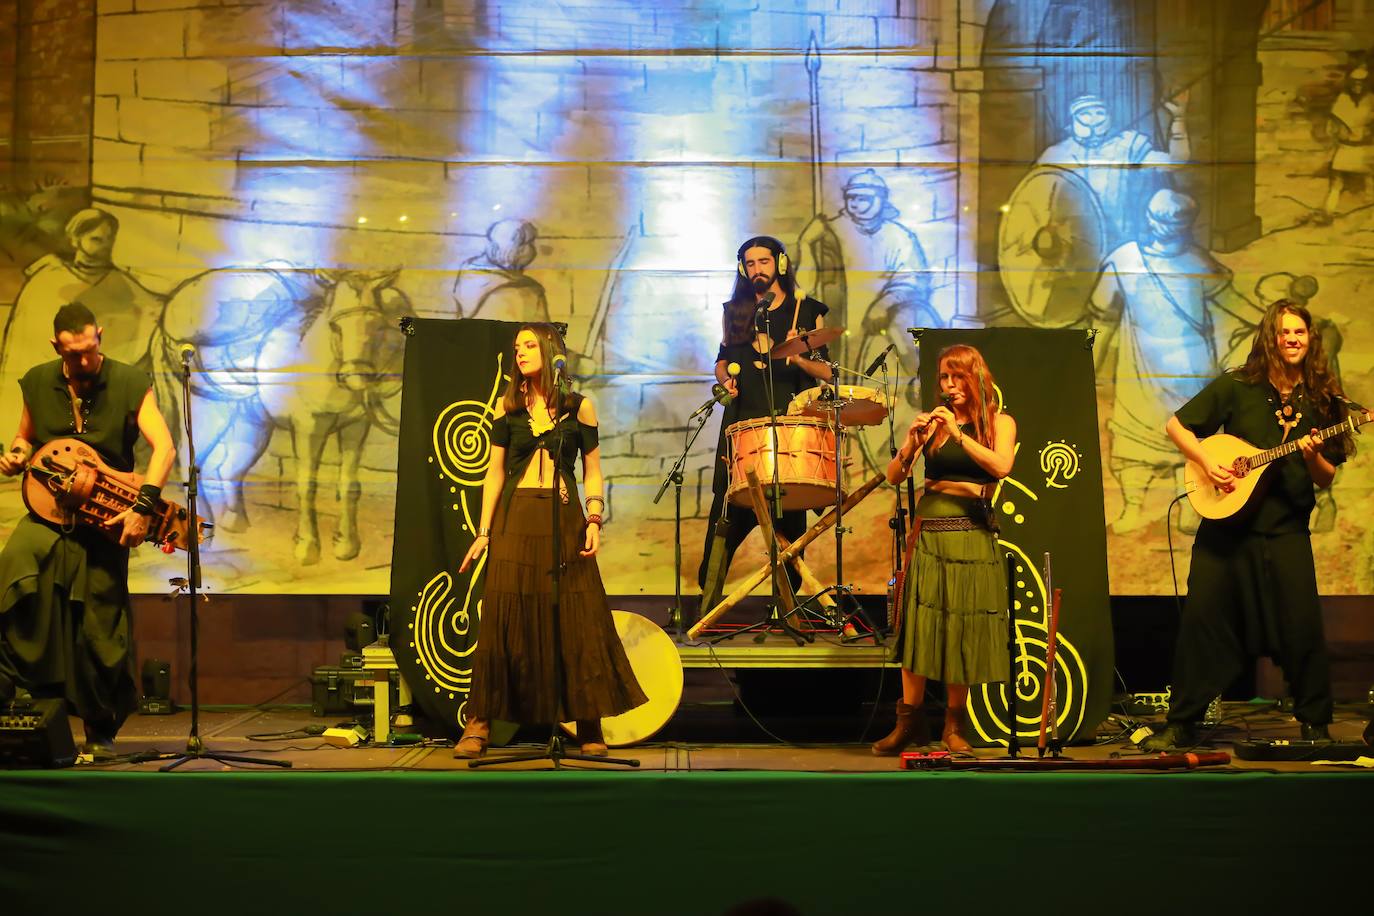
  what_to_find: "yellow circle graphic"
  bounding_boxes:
[432,400,496,487]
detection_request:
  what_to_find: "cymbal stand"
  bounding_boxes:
[790,362,883,644]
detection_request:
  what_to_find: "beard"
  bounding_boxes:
[751,273,774,293]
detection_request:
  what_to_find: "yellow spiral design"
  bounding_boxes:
[1039,441,1080,490]
[432,399,495,487]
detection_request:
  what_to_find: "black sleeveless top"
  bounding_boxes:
[20,357,151,472]
[924,423,997,486]
[490,392,598,479]
[716,295,830,422]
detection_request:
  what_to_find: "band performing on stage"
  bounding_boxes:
[1,264,1369,763]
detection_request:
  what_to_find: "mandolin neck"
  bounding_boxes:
[1245,413,1370,471]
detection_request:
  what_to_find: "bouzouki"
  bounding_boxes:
[22,438,206,552]
[1185,411,1372,521]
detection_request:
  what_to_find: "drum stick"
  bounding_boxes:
[688,473,883,638]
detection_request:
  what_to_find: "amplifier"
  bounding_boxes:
[0,698,78,769]
[310,666,400,718]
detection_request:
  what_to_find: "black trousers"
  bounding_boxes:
[696,487,808,598]
[1166,525,1332,726]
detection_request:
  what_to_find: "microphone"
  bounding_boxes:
[551,353,571,395]
[688,363,741,420]
[178,342,197,363]
[688,385,733,420]
[864,343,897,377]
[754,291,775,319]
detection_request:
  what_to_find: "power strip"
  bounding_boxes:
[321,725,369,748]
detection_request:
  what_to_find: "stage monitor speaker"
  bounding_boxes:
[139,658,176,715]
[0,698,77,769]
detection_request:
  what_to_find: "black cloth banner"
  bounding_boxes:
[916,327,1112,743]
[389,318,519,732]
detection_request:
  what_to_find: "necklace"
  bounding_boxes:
[1275,388,1302,440]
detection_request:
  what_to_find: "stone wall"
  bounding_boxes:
[86,0,987,556]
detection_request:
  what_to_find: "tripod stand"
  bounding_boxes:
[789,372,884,644]
[472,380,637,770]
[158,348,288,771]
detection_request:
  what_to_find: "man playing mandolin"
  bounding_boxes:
[1143,300,1369,751]
[0,303,175,758]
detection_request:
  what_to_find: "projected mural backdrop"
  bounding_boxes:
[0,0,1370,596]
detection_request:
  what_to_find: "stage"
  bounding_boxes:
[2,700,1370,916]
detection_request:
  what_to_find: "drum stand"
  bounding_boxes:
[687,473,885,640]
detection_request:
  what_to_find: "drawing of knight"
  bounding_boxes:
[1089,189,1261,534]
[795,169,934,405]
[1037,92,1189,248]
[452,219,549,322]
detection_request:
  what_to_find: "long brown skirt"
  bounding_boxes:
[467,488,648,724]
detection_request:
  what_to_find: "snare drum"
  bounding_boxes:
[788,384,889,427]
[724,415,841,510]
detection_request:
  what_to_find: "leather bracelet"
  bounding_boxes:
[477,527,491,537]
[586,513,603,527]
[131,483,161,517]
[585,496,604,508]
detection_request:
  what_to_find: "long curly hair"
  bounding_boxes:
[1237,300,1343,421]
[501,323,568,415]
[926,344,999,453]
[722,236,798,347]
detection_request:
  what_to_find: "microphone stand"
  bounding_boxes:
[880,357,910,634]
[472,370,637,769]
[158,349,288,771]
[656,394,718,641]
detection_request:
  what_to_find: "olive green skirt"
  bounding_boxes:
[890,492,1009,685]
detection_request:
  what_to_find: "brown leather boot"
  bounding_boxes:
[576,719,608,757]
[454,716,490,758]
[871,702,928,756]
[942,709,973,754]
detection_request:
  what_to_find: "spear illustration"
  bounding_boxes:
[805,31,822,216]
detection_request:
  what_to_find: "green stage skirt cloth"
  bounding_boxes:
[0,515,137,729]
[467,488,647,724]
[889,491,1009,685]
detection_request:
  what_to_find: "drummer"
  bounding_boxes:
[695,236,835,610]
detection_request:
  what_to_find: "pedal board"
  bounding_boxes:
[1231,738,1371,762]
[899,749,953,769]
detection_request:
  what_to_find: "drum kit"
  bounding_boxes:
[692,324,892,643]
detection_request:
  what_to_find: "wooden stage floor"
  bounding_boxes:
[72,701,1373,774]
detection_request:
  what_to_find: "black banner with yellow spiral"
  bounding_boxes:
[915,327,1113,744]
[388,318,519,734]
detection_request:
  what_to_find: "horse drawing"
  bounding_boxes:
[153,267,407,565]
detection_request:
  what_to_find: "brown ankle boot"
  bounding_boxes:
[454,717,490,758]
[871,702,928,756]
[941,709,973,754]
[576,719,608,757]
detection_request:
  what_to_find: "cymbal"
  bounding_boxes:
[769,326,844,359]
